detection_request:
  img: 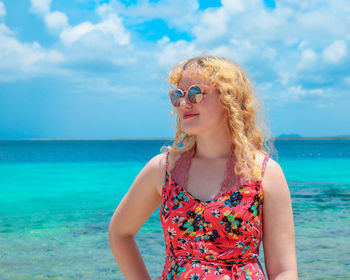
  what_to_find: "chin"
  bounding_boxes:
[181,126,202,136]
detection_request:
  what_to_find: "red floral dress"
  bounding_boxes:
[159,151,269,280]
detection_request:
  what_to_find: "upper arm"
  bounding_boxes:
[262,159,298,278]
[108,152,167,237]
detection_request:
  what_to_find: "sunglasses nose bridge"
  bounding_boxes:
[179,92,193,107]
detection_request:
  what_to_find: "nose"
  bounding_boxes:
[179,95,193,107]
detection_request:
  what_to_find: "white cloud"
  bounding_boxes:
[301,49,317,62]
[222,0,246,13]
[94,14,130,45]
[210,45,239,59]
[30,0,69,34]
[322,40,347,64]
[262,47,277,60]
[344,77,350,85]
[280,85,327,103]
[63,0,348,108]
[107,0,199,31]
[192,8,229,42]
[183,0,246,41]
[156,38,199,68]
[192,1,295,45]
[44,11,68,32]
[0,22,11,34]
[0,23,64,82]
[0,1,6,18]
[60,13,130,46]
[0,1,66,82]
[297,48,317,69]
[1,0,349,109]
[60,22,95,45]
[30,0,51,15]
[28,0,130,47]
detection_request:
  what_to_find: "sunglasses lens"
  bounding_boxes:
[170,86,204,107]
[188,86,203,104]
[171,90,183,107]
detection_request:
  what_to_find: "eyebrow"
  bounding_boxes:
[178,84,206,90]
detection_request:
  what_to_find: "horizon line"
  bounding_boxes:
[0,136,350,141]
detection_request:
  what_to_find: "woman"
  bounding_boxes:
[108,56,298,279]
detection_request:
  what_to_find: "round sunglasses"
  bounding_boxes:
[168,85,206,107]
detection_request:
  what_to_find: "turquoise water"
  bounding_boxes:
[0,140,349,279]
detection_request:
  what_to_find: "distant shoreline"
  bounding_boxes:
[0,137,350,141]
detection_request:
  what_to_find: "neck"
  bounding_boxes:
[193,128,233,160]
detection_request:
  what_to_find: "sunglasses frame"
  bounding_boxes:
[168,84,207,107]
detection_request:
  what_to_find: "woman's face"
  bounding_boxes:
[173,68,229,137]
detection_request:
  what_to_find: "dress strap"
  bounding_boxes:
[163,151,171,187]
[165,150,170,173]
[261,154,269,179]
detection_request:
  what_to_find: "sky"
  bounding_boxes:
[0,0,349,139]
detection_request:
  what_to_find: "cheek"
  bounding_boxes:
[200,108,226,127]
[205,99,227,119]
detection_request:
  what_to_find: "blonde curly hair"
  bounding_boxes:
[162,56,277,183]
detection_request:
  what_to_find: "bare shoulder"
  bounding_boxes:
[255,151,267,167]
[260,155,289,196]
[149,152,168,197]
[151,150,182,196]
[254,151,286,193]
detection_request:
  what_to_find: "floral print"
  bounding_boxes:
[159,151,269,279]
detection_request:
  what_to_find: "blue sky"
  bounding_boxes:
[0,0,349,139]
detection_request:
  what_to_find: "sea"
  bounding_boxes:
[0,139,349,280]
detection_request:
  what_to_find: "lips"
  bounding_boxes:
[183,113,198,119]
